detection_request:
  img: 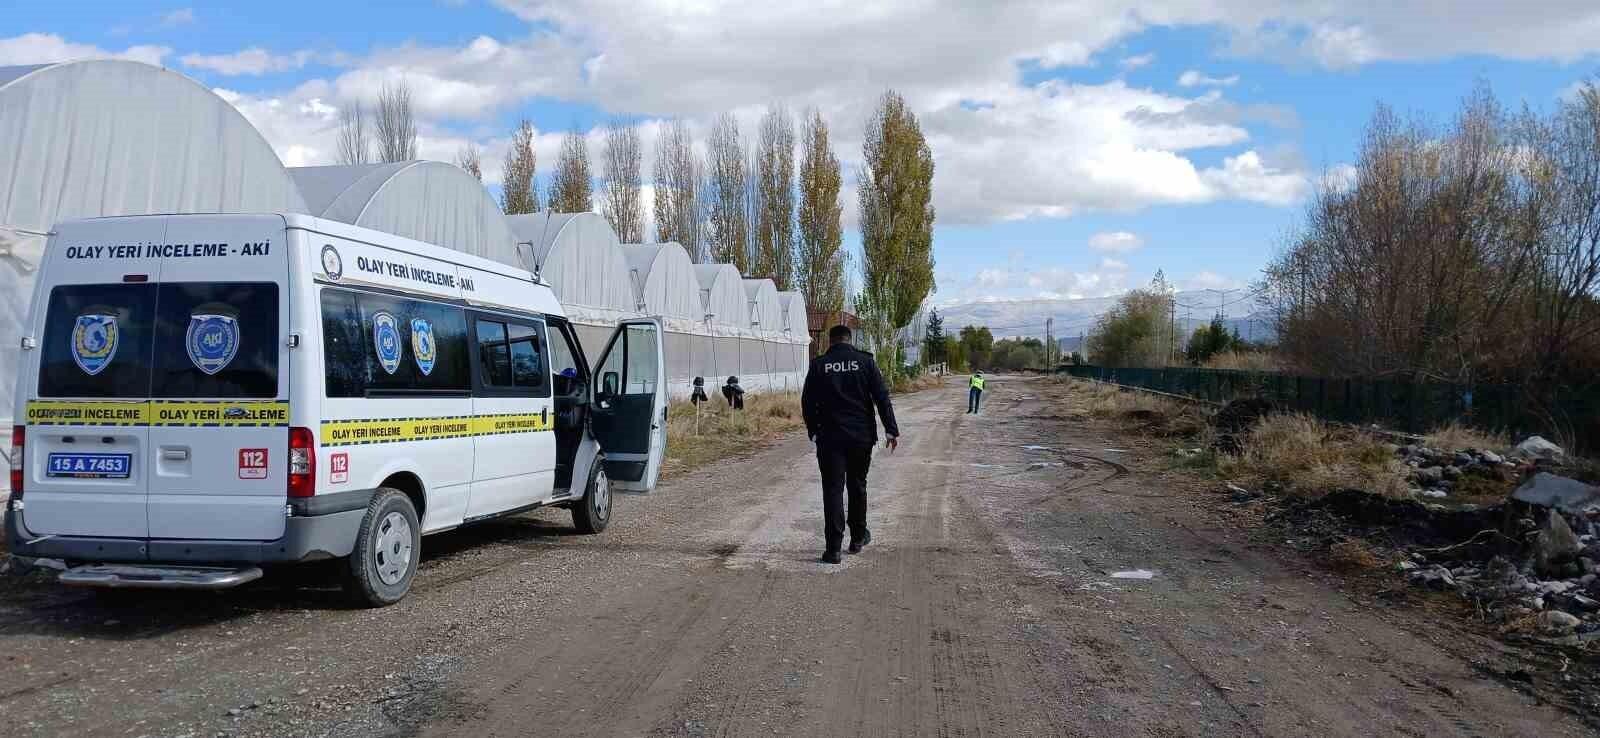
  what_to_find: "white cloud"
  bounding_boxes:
[1177,69,1239,87]
[1118,52,1155,71]
[1099,257,1129,271]
[975,268,1011,288]
[1088,231,1143,253]
[1199,150,1308,206]
[0,32,169,67]
[182,48,322,76]
[159,9,196,28]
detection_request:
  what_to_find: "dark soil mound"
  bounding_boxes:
[1213,397,1277,434]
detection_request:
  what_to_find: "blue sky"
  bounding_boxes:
[6,2,1598,307]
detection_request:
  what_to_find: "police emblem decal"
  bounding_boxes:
[71,313,119,376]
[321,244,343,281]
[186,312,241,375]
[411,317,436,376]
[373,311,402,375]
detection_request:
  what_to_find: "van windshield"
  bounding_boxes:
[38,282,280,399]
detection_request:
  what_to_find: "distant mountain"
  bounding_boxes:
[932,292,1276,347]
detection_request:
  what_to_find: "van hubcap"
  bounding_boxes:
[374,512,413,586]
[593,471,610,521]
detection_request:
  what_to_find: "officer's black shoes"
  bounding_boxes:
[848,531,872,554]
[821,550,843,564]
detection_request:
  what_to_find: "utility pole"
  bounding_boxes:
[1045,317,1054,368]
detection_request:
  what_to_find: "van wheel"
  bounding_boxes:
[344,488,420,607]
[572,459,611,534]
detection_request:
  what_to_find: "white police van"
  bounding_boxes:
[6,213,667,605]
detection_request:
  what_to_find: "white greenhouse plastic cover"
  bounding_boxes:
[0,60,308,482]
[776,291,810,337]
[507,212,637,359]
[290,162,519,267]
[620,244,704,324]
[693,264,748,331]
[743,279,784,335]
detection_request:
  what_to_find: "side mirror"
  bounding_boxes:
[602,371,620,396]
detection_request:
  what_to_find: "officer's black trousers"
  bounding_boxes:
[817,442,873,552]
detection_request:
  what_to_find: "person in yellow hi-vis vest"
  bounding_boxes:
[967,371,986,414]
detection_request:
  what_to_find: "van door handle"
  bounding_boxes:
[161,448,190,461]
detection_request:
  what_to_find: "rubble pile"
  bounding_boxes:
[1394,436,1600,643]
[1395,443,1520,500]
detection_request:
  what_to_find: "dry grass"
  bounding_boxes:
[1325,539,1385,572]
[1063,379,1209,439]
[1201,350,1285,372]
[892,372,946,394]
[662,393,805,479]
[1219,412,1411,499]
[1422,422,1510,454]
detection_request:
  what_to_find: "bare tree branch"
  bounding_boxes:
[601,121,644,242]
[374,81,417,163]
[336,101,370,166]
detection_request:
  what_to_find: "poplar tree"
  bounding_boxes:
[601,121,644,242]
[857,90,936,364]
[796,109,846,314]
[653,119,702,255]
[501,120,539,215]
[705,113,750,269]
[755,104,797,288]
[548,129,593,213]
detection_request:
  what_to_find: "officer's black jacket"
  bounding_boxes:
[802,342,900,447]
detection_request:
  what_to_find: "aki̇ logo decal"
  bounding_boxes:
[372,311,402,375]
[411,317,436,376]
[71,312,119,376]
[186,307,241,375]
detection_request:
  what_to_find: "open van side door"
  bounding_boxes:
[589,318,666,492]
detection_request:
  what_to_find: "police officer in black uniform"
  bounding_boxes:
[802,325,900,564]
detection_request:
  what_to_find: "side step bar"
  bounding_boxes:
[59,564,264,590]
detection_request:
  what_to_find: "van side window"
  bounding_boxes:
[472,317,550,397]
[475,321,513,387]
[37,284,157,398]
[320,287,469,397]
[548,323,583,396]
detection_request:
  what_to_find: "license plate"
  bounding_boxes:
[46,453,132,479]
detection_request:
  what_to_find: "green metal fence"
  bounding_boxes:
[1058,365,1599,449]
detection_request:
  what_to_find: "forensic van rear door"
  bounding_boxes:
[20,217,170,539]
[144,215,290,541]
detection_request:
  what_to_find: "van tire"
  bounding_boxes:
[571,458,611,535]
[344,488,421,607]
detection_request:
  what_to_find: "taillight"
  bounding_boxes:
[288,427,315,498]
[8,425,22,499]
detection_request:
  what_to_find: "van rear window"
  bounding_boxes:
[37,282,278,398]
[151,283,279,398]
[37,284,157,397]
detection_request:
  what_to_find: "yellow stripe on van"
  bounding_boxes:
[25,401,150,426]
[25,400,289,428]
[149,401,290,427]
[321,412,552,447]
[471,412,553,436]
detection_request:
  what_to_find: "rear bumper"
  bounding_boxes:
[5,503,366,566]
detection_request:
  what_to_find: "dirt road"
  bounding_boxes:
[0,378,1587,736]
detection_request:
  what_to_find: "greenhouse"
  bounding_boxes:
[0,59,309,478]
[0,59,810,483]
[507,212,635,358]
